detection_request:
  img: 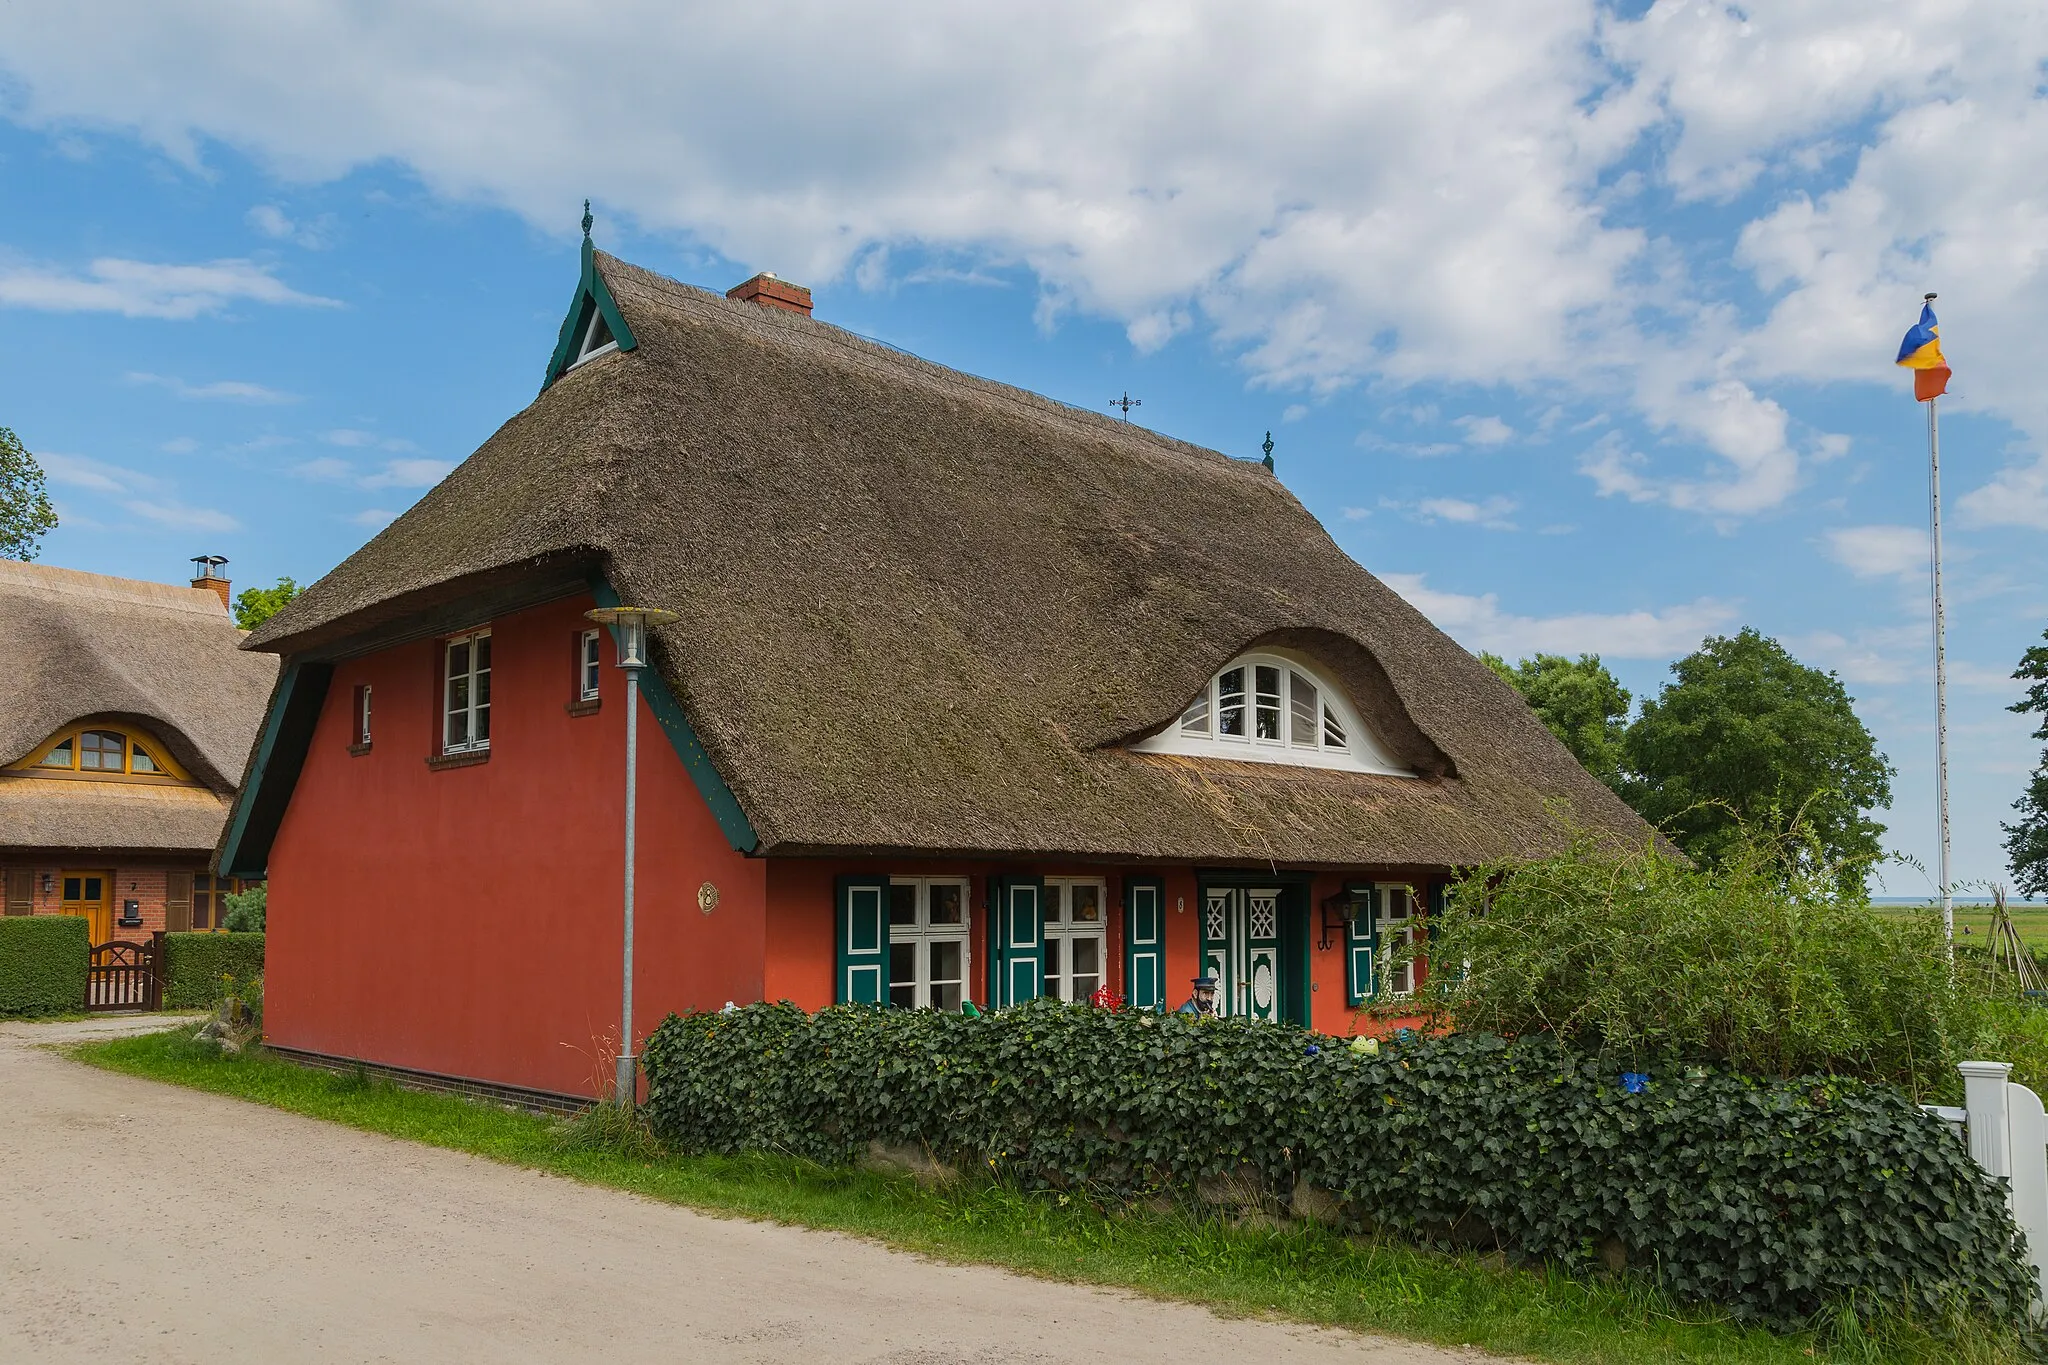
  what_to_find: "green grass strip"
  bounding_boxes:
[68,1027,2013,1365]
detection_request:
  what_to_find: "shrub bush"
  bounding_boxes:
[641,1001,2031,1330]
[162,932,264,1009]
[0,915,89,1015]
[222,883,265,933]
[1420,828,1963,1097]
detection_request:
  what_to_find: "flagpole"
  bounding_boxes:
[1928,378,1953,944]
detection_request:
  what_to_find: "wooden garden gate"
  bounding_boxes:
[87,932,163,1011]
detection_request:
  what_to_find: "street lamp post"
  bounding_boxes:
[585,604,678,1109]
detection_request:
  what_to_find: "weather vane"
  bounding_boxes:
[581,199,593,241]
[1261,431,1274,471]
[1110,392,1142,420]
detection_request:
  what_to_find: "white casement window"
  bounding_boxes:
[1043,878,1108,1002]
[579,628,602,701]
[1376,884,1416,997]
[1132,651,1413,776]
[888,877,971,1011]
[443,629,493,754]
[568,303,618,369]
[353,684,373,746]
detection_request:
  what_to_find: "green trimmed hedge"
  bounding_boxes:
[642,1001,2032,1330]
[162,932,264,1009]
[0,915,89,1015]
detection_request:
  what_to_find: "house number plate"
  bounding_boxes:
[697,882,719,914]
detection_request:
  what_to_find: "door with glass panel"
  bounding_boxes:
[1043,879,1107,1002]
[1200,885,1282,1021]
[887,878,970,1010]
[61,871,113,947]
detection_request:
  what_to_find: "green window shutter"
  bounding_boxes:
[1122,877,1166,1013]
[836,876,889,1005]
[992,876,1044,1007]
[1344,885,1377,1007]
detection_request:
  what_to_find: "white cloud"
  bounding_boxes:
[0,255,337,318]
[1824,524,1927,582]
[38,450,240,531]
[1960,455,2048,531]
[1382,571,1736,659]
[247,202,334,248]
[323,428,417,452]
[159,437,197,453]
[359,457,454,489]
[347,507,395,527]
[1390,494,1519,530]
[1454,414,1513,446]
[125,370,297,403]
[291,456,352,481]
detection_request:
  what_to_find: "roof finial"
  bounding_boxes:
[581,199,593,242]
[1261,431,1275,472]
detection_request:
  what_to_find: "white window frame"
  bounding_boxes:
[568,303,619,369]
[1042,877,1109,1003]
[579,628,602,701]
[886,876,972,1011]
[354,684,373,746]
[1375,883,1416,997]
[443,629,492,755]
[1132,649,1413,776]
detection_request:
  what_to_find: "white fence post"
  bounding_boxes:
[1953,1060,2048,1313]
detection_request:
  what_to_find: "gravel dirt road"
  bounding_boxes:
[1,1017,1501,1364]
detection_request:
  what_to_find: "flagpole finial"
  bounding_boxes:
[581,199,594,241]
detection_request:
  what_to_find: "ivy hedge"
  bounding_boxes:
[642,1001,2033,1330]
[162,932,264,1009]
[0,915,89,1015]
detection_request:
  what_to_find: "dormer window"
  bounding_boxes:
[1132,652,1413,776]
[18,723,191,782]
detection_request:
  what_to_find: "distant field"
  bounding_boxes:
[1875,902,2048,949]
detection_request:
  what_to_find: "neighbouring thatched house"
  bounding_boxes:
[219,233,1653,1101]
[1,559,277,943]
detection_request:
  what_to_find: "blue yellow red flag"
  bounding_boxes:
[1895,300,1950,402]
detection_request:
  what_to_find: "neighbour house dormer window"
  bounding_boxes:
[1131,652,1413,776]
[443,630,492,755]
[16,722,192,782]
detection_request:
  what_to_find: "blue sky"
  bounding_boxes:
[3,2,2045,897]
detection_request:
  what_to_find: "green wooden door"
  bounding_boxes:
[1201,886,1284,1020]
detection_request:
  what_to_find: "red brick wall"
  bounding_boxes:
[2,862,206,938]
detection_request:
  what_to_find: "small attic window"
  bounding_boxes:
[1133,652,1414,777]
[569,302,618,369]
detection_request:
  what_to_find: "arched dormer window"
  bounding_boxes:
[12,722,195,783]
[1132,652,1414,777]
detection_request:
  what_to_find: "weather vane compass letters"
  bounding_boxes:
[1110,392,1142,420]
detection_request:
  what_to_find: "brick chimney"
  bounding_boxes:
[726,272,813,317]
[189,555,231,610]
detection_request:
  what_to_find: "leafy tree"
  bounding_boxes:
[233,576,299,632]
[0,426,58,561]
[1623,628,1892,892]
[1480,651,1631,790]
[2004,629,2048,897]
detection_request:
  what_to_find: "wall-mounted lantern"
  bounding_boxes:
[1318,885,1373,950]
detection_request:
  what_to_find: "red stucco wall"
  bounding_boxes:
[264,593,767,1098]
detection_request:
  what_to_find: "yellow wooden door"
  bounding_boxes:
[61,871,112,947]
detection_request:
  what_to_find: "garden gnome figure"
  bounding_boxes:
[1178,975,1219,1016]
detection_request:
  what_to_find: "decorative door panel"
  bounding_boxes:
[1243,889,1281,1022]
[1201,886,1285,1020]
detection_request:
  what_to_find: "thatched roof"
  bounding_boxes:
[242,251,1652,866]
[0,561,278,855]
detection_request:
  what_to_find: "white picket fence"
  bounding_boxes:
[1927,1060,2048,1309]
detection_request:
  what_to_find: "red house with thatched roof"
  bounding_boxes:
[220,236,1652,1103]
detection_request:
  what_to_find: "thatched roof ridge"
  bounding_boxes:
[244,252,1652,864]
